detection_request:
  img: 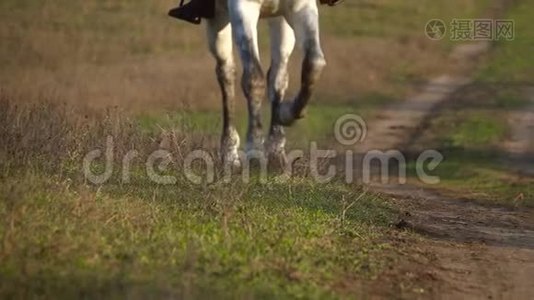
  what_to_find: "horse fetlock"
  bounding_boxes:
[221,128,240,166]
[265,133,286,155]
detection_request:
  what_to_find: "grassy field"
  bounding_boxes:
[0,99,398,298]
[4,0,532,298]
[1,174,394,298]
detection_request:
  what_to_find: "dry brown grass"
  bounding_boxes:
[0,0,488,115]
[0,0,212,111]
[0,92,218,182]
[0,93,130,173]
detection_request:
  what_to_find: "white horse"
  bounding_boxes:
[205,0,335,167]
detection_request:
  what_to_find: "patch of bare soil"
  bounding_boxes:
[377,185,534,299]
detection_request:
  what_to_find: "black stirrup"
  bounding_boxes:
[168,0,215,25]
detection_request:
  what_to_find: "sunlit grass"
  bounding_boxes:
[0,172,395,298]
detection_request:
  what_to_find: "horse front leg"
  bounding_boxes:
[278,4,326,126]
[266,17,295,165]
[207,16,240,167]
[229,1,265,156]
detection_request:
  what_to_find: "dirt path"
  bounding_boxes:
[356,43,488,153]
[357,74,472,153]
[351,35,534,297]
[377,184,534,299]
[362,85,534,298]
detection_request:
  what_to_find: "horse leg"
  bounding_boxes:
[278,4,326,126]
[265,17,295,164]
[206,15,240,167]
[229,1,265,155]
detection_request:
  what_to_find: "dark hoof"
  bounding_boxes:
[277,102,300,126]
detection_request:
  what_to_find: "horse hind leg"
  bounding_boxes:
[206,16,240,167]
[266,17,295,165]
[278,4,326,126]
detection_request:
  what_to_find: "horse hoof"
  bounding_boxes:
[278,102,305,126]
[277,102,294,126]
[268,151,288,171]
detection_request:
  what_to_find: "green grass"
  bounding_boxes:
[0,173,395,298]
[447,113,506,147]
[407,99,534,207]
[478,0,534,82]
[412,149,534,207]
